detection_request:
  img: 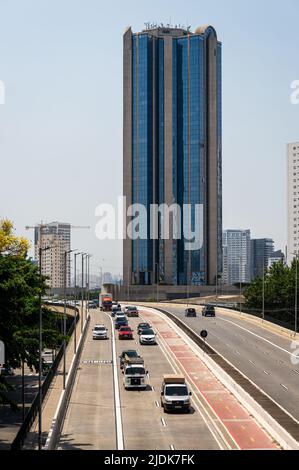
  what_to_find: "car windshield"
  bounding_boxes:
[120,327,131,332]
[141,329,154,335]
[118,320,128,324]
[165,385,188,396]
[188,309,195,313]
[129,307,137,311]
[125,367,145,375]
[122,351,138,358]
[139,323,150,328]
[94,326,105,331]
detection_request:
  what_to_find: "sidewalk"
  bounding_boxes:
[23,307,88,449]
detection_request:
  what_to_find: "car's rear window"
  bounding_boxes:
[141,329,154,335]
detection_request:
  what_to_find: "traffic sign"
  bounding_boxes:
[200,330,208,339]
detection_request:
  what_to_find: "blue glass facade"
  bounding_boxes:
[132,34,153,284]
[129,27,222,286]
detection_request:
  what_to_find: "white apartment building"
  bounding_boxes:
[34,222,71,289]
[287,142,299,264]
[222,230,251,285]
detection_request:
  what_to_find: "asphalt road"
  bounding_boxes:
[159,304,299,422]
[59,309,226,450]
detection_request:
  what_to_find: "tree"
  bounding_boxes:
[0,219,29,257]
[244,260,297,328]
[0,220,63,409]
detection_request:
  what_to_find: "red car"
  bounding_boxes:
[118,326,134,340]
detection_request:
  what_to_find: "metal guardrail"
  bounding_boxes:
[10,305,79,451]
[147,305,299,445]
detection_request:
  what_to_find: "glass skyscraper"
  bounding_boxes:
[123,24,222,286]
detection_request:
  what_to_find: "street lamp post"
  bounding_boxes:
[262,255,265,322]
[291,252,298,337]
[295,254,298,336]
[63,249,76,390]
[73,252,82,354]
[37,243,53,450]
[86,255,92,316]
[81,253,86,332]
[239,255,242,315]
[156,263,159,303]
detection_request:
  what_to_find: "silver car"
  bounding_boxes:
[92,324,108,340]
[139,328,157,345]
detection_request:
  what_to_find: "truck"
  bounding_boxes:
[122,357,148,390]
[99,293,113,312]
[160,375,192,413]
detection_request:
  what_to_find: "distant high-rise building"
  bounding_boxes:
[268,250,285,269]
[222,230,251,285]
[34,222,71,289]
[250,239,274,279]
[287,142,299,264]
[123,24,222,286]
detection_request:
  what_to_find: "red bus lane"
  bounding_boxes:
[140,308,279,451]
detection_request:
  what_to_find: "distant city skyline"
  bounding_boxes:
[0,0,298,276]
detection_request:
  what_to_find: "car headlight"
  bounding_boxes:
[184,399,190,404]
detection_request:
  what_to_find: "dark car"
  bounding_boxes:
[112,306,122,317]
[119,350,140,368]
[137,322,152,335]
[202,305,216,317]
[185,308,197,318]
[115,317,129,329]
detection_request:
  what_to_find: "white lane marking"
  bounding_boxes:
[151,385,155,391]
[234,350,240,355]
[155,401,160,408]
[263,371,270,376]
[280,384,289,391]
[219,317,297,359]
[249,360,255,366]
[161,418,167,427]
[169,444,175,450]
[292,369,299,375]
[105,313,124,450]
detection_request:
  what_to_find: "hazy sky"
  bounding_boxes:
[0,0,298,276]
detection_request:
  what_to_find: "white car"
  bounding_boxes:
[92,324,108,340]
[139,328,157,345]
[116,312,127,320]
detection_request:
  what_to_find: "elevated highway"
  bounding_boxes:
[57,306,278,450]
